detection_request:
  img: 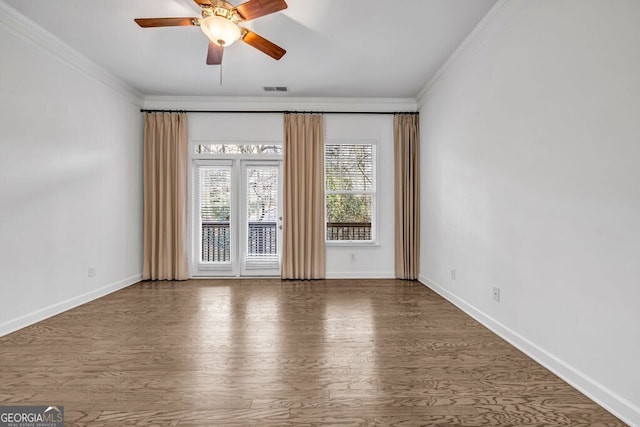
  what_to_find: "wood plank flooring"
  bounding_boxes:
[0,279,624,426]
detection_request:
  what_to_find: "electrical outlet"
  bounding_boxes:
[492,287,500,302]
[88,266,95,277]
[450,269,456,280]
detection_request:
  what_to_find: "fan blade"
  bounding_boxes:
[207,42,224,65]
[135,18,197,28]
[241,29,286,60]
[236,0,287,21]
[193,0,212,6]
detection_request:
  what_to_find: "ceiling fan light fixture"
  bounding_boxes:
[200,15,241,47]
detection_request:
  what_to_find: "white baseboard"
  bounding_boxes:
[418,274,640,427]
[0,274,142,337]
[325,271,395,279]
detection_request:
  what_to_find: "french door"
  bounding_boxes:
[192,160,282,276]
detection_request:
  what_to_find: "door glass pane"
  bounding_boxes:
[199,166,231,263]
[245,166,279,268]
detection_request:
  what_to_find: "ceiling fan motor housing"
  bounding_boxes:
[203,0,244,23]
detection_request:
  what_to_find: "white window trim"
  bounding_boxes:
[324,139,378,246]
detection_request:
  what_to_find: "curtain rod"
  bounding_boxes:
[140,109,418,115]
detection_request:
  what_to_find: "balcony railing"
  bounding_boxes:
[201,221,231,262]
[202,221,278,262]
[326,222,372,241]
[201,221,372,262]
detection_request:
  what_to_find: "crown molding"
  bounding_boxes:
[143,96,417,113]
[416,0,528,108]
[0,1,143,106]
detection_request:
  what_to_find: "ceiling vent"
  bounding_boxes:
[263,86,288,92]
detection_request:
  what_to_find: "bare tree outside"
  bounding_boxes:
[196,144,282,155]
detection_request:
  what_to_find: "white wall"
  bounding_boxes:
[418,0,640,424]
[0,5,143,335]
[188,112,395,278]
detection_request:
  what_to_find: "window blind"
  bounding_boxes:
[325,144,373,192]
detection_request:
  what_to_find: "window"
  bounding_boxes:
[324,144,375,242]
[195,144,282,155]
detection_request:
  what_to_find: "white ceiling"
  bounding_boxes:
[3,0,496,98]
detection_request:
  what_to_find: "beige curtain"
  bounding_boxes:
[143,112,189,281]
[282,113,326,279]
[394,113,420,280]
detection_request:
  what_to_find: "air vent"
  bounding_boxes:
[263,86,288,92]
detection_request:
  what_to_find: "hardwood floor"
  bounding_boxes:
[0,279,624,426]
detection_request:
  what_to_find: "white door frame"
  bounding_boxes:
[191,158,282,277]
[239,160,283,276]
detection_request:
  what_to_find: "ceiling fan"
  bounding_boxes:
[134,0,287,65]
